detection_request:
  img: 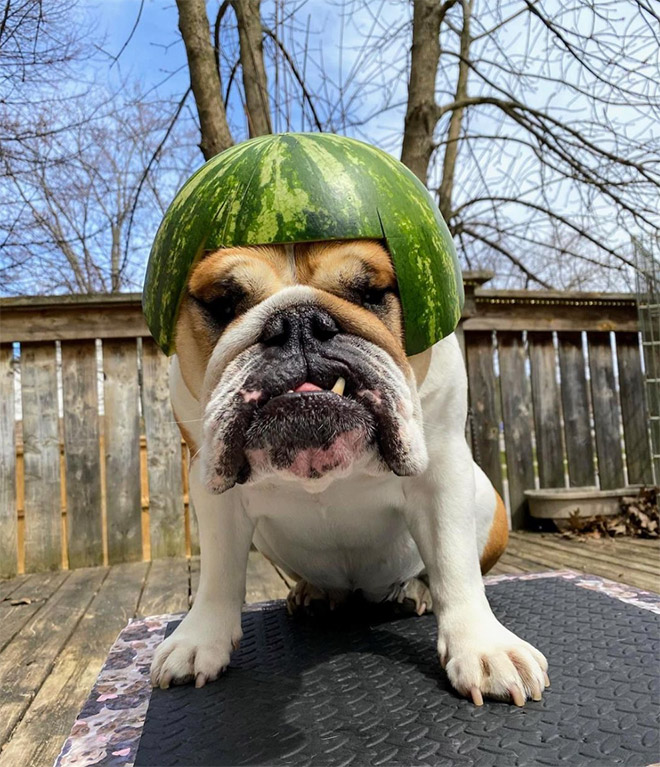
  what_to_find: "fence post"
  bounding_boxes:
[0,346,18,577]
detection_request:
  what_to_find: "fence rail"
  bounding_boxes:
[0,276,654,575]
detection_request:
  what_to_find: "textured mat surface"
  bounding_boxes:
[134,577,659,767]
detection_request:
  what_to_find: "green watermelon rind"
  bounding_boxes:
[143,133,463,357]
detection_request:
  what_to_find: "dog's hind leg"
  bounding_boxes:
[387,575,432,615]
[286,581,349,614]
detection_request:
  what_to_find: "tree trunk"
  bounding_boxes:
[176,0,233,160]
[401,0,449,183]
[437,0,472,223]
[232,0,272,137]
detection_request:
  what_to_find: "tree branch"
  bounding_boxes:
[262,25,323,132]
[461,226,553,288]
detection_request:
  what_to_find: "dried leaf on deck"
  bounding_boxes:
[560,486,659,540]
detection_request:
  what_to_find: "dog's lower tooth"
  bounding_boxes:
[331,377,346,396]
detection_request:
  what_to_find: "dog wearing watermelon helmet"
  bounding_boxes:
[144,133,548,707]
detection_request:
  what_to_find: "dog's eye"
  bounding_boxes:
[361,287,388,307]
[192,289,243,327]
[203,296,236,323]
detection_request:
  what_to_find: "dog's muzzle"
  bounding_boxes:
[201,301,428,493]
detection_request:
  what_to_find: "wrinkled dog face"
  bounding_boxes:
[175,241,428,493]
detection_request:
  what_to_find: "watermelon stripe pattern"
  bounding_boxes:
[143,133,464,356]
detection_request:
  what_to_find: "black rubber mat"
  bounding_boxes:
[134,577,660,767]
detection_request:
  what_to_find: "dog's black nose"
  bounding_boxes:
[260,305,340,348]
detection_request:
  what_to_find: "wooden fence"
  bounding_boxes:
[0,277,655,575]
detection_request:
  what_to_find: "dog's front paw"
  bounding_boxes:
[150,609,242,690]
[438,613,549,706]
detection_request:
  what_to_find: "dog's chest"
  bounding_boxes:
[242,475,424,594]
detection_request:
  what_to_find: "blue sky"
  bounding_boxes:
[88,1,189,94]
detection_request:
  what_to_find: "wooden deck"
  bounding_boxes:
[0,532,658,767]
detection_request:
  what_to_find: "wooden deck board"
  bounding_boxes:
[509,532,659,573]
[507,534,659,591]
[0,567,108,747]
[189,551,290,605]
[0,574,27,602]
[491,550,549,575]
[0,571,70,654]
[246,552,290,603]
[136,558,191,617]
[0,532,658,767]
[0,562,149,767]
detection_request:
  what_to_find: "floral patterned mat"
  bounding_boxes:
[54,571,660,767]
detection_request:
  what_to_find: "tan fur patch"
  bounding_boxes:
[299,241,403,340]
[174,296,216,397]
[188,245,289,301]
[314,291,408,370]
[296,240,396,288]
[480,491,509,574]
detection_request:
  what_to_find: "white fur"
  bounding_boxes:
[153,331,548,704]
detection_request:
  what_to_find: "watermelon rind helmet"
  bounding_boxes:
[143,132,464,357]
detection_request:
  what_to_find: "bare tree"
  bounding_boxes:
[0,0,94,182]
[0,0,87,86]
[174,0,658,289]
[401,0,458,187]
[0,0,330,296]
[397,0,660,287]
[1,91,197,294]
[0,0,200,295]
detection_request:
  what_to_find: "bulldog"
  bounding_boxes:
[150,239,549,706]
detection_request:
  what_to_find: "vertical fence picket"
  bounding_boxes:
[528,332,565,488]
[20,343,62,572]
[61,340,103,567]
[0,346,18,577]
[103,339,142,563]
[141,338,186,558]
[497,333,535,528]
[557,332,596,487]
[616,332,653,485]
[587,332,625,489]
[465,331,504,497]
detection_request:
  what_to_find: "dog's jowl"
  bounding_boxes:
[149,239,548,707]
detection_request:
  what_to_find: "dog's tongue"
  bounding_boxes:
[294,382,323,393]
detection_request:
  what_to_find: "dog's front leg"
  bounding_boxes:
[404,435,548,706]
[150,460,254,689]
